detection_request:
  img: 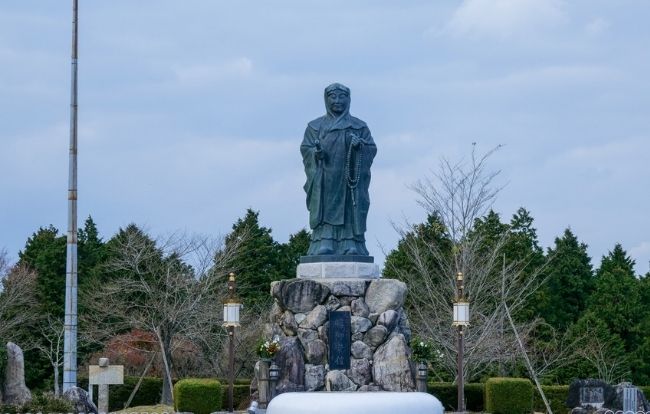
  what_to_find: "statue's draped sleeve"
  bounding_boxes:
[301,124,323,229]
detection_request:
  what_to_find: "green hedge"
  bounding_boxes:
[79,375,163,411]
[216,377,251,386]
[485,377,533,414]
[109,376,164,411]
[427,382,484,412]
[174,378,222,414]
[533,385,570,414]
[221,384,251,410]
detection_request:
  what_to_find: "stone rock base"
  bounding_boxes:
[266,277,414,393]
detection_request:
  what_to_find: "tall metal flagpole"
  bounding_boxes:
[63,0,79,393]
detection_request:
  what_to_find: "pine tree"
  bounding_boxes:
[219,209,281,305]
[540,228,594,329]
[506,208,547,320]
[277,229,310,277]
[383,213,452,280]
[587,244,640,351]
[18,226,67,317]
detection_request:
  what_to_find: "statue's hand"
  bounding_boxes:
[350,133,361,148]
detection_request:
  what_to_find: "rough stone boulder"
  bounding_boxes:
[3,342,32,406]
[63,386,98,414]
[275,337,305,393]
[365,279,406,314]
[272,280,330,313]
[304,364,326,391]
[326,370,357,391]
[299,305,327,330]
[320,280,367,297]
[372,334,414,391]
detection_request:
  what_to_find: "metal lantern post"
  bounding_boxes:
[453,272,470,413]
[269,362,280,400]
[223,273,241,413]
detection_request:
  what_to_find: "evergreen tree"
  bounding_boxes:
[219,209,281,305]
[554,312,628,383]
[506,208,547,320]
[78,216,107,305]
[18,226,66,317]
[587,245,640,351]
[383,213,452,280]
[540,228,594,329]
[277,229,310,277]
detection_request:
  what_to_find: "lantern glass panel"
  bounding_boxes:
[453,302,470,326]
[223,303,241,327]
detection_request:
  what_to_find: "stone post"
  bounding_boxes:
[97,358,110,414]
[258,360,270,408]
[89,357,124,414]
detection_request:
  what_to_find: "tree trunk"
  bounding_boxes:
[54,363,60,396]
[156,328,174,406]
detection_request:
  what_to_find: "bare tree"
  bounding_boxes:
[576,327,629,383]
[386,146,550,382]
[0,249,38,345]
[82,229,247,406]
[34,315,65,396]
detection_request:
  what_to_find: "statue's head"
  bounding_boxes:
[324,83,350,117]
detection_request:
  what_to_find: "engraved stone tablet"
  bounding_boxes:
[580,387,605,408]
[328,311,351,370]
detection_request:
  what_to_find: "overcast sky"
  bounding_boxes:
[1,1,649,274]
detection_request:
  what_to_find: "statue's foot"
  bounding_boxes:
[317,247,334,255]
[316,239,334,255]
[344,247,359,255]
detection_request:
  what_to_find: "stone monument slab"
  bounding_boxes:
[328,311,351,370]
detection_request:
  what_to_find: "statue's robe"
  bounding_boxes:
[301,112,376,254]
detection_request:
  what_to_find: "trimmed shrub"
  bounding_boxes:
[221,384,252,410]
[427,382,484,412]
[533,385,570,414]
[485,377,533,414]
[174,378,222,414]
[79,375,163,411]
[216,377,251,386]
[109,376,164,411]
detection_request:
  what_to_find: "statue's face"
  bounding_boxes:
[326,90,350,116]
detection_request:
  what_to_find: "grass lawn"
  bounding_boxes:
[114,404,175,414]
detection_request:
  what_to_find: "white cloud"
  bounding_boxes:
[446,0,567,39]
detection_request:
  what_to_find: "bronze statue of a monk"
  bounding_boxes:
[301,83,376,256]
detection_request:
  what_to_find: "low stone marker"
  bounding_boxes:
[89,357,124,414]
[567,379,616,414]
[4,342,32,406]
[612,382,650,413]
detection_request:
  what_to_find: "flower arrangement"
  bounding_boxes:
[256,337,280,359]
[411,337,436,363]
